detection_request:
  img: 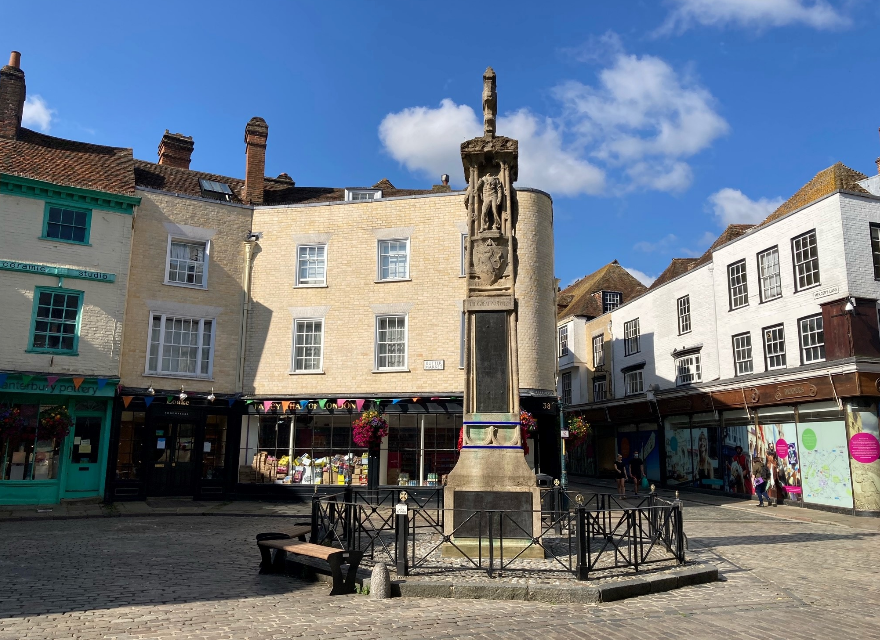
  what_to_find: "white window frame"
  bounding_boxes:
[732,332,753,376]
[561,372,572,405]
[345,188,382,201]
[728,260,748,310]
[377,238,410,281]
[675,353,702,386]
[164,236,210,289]
[624,318,640,356]
[792,230,820,291]
[757,246,782,302]
[799,314,826,364]
[592,334,605,367]
[290,318,324,373]
[295,244,328,287]
[602,291,621,314]
[460,233,468,277]
[145,313,215,379]
[558,325,569,357]
[593,377,607,402]
[763,324,787,370]
[624,370,644,396]
[374,314,408,372]
[677,295,691,334]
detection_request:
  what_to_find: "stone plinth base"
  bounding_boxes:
[441,538,545,559]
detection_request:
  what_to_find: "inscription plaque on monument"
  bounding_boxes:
[453,491,533,538]
[474,312,509,413]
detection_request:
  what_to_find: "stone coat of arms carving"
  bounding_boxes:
[472,238,507,285]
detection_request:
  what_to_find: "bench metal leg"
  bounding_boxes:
[327,554,346,595]
[271,549,288,574]
[343,551,364,594]
[256,533,291,574]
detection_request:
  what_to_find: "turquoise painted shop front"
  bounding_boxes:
[0,375,116,505]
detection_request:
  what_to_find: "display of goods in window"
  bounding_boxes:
[352,410,389,449]
[567,415,591,446]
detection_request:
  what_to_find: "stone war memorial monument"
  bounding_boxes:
[444,67,542,558]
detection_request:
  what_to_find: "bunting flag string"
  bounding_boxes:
[144,396,154,407]
[281,401,291,412]
[122,396,133,408]
[392,399,401,404]
[72,377,85,390]
[263,400,273,413]
[318,399,328,409]
[46,376,59,387]
[96,378,109,390]
[227,397,236,407]
[337,399,347,409]
[0,373,7,387]
[167,396,175,403]
[20,375,33,386]
[299,400,309,410]
[355,399,365,411]
[412,397,421,403]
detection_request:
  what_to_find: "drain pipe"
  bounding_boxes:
[237,234,259,393]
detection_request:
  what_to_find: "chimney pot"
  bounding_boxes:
[0,51,26,139]
[157,130,195,169]
[441,173,450,186]
[244,117,269,205]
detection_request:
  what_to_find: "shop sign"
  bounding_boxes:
[463,296,515,311]
[560,429,570,439]
[774,383,817,401]
[0,259,116,283]
[0,378,114,397]
[812,285,840,300]
[424,360,445,370]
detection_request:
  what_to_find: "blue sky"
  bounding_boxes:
[7,0,880,287]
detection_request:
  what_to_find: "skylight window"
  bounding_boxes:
[199,178,234,202]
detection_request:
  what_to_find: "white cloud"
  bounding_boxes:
[378,99,605,196]
[658,0,851,34]
[707,188,784,225]
[22,95,54,132]
[380,37,726,196]
[634,234,679,253]
[624,267,657,287]
[560,31,624,64]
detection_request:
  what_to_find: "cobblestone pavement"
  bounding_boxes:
[1,494,879,639]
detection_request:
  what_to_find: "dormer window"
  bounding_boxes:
[345,188,382,202]
[602,291,621,314]
[198,179,234,202]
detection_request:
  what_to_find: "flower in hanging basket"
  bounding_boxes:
[567,415,591,446]
[352,409,389,449]
[0,406,25,440]
[38,405,73,441]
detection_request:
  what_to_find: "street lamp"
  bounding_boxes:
[559,398,568,490]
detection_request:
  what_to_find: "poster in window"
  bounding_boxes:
[846,405,880,511]
[721,426,751,494]
[664,421,692,486]
[799,421,853,508]
[751,422,801,502]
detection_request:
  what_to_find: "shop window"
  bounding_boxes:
[42,204,91,244]
[296,244,327,286]
[29,287,83,355]
[1,404,61,481]
[165,238,209,288]
[387,413,461,486]
[147,314,215,378]
[202,415,227,480]
[664,416,693,486]
[116,411,145,480]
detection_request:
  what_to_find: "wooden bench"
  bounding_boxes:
[256,524,312,542]
[257,537,363,595]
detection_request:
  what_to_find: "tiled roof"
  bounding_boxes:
[649,258,699,290]
[692,224,754,268]
[557,260,647,321]
[759,162,869,226]
[0,127,135,195]
[133,159,436,205]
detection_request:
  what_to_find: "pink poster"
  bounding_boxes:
[850,432,880,464]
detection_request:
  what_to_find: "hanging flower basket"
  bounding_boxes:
[38,405,74,441]
[352,410,389,449]
[567,415,591,447]
[0,406,25,441]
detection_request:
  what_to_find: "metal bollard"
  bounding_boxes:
[575,506,588,580]
[395,498,409,576]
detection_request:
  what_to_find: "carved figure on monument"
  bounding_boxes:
[472,237,506,285]
[476,174,504,232]
[482,67,497,138]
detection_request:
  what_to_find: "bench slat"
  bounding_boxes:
[279,525,311,538]
[258,540,343,560]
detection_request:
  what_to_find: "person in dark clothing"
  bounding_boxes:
[614,454,628,498]
[630,452,645,496]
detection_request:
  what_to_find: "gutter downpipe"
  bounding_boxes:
[237,239,257,393]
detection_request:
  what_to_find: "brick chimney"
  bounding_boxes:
[158,130,194,169]
[0,51,26,139]
[244,117,269,204]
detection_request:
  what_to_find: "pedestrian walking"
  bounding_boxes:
[630,452,645,496]
[753,458,770,507]
[614,454,628,498]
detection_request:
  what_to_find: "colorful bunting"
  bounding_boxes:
[318,399,328,409]
[355,399,365,412]
[122,396,133,408]
[392,399,401,404]
[144,396,154,407]
[430,397,441,400]
[0,373,7,387]
[227,397,236,407]
[72,377,85,390]
[337,399,347,409]
[20,375,33,386]
[46,376,59,387]
[412,397,420,403]
[299,400,309,410]
[96,378,108,390]
[167,396,174,403]
[263,400,273,413]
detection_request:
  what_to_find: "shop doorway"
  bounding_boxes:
[63,416,103,495]
[148,421,198,496]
